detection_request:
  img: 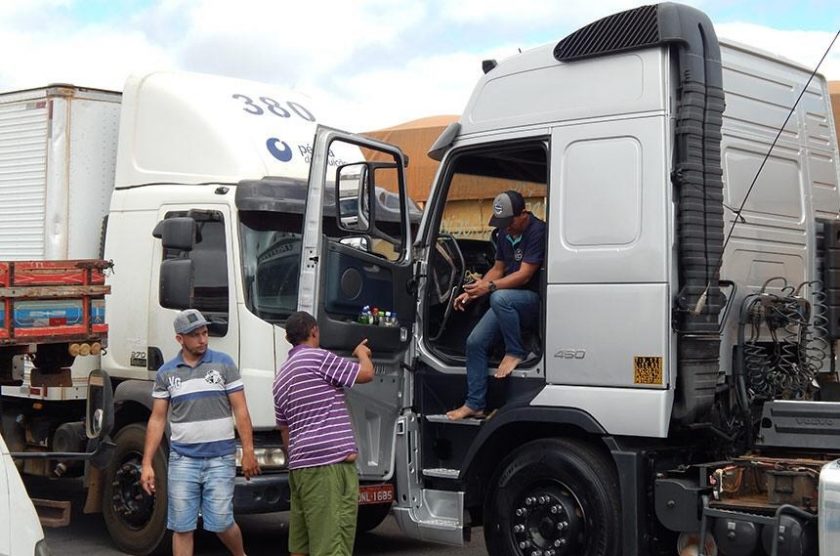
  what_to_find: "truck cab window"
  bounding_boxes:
[239,211,303,323]
[162,211,229,331]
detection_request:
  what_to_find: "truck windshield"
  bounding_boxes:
[239,211,303,323]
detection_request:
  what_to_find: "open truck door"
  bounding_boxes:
[298,126,415,488]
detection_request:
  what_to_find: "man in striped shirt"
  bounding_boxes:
[141,309,260,556]
[273,311,374,556]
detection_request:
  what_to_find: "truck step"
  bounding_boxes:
[416,517,462,530]
[422,468,460,479]
[31,498,72,528]
[425,414,483,426]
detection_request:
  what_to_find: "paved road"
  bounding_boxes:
[30,477,488,555]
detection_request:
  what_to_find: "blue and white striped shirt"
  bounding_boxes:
[153,349,243,457]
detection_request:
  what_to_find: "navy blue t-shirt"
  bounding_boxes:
[495,213,546,291]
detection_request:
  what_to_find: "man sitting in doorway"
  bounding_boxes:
[447,190,546,421]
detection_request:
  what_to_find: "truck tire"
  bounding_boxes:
[483,438,621,556]
[102,424,169,555]
[357,502,392,533]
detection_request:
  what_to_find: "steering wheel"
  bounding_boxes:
[429,234,465,342]
[431,234,466,304]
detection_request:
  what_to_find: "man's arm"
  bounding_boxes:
[140,398,168,495]
[279,426,290,452]
[463,260,539,299]
[353,339,374,384]
[229,390,261,479]
[482,260,506,282]
[491,260,540,289]
[456,261,506,309]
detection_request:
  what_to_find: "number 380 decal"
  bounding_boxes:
[232,93,315,122]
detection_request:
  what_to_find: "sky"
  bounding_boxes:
[1,0,838,132]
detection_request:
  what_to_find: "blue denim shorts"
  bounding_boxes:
[167,452,236,533]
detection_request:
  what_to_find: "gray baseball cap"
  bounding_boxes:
[488,190,526,228]
[173,309,210,334]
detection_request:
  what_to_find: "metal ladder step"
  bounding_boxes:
[425,414,483,426]
[422,468,461,479]
[31,498,72,528]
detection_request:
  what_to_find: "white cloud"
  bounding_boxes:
[0,26,174,91]
[717,23,840,81]
[439,0,648,26]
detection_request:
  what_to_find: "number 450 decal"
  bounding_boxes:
[232,93,315,122]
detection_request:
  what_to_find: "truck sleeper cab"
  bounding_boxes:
[300,3,840,556]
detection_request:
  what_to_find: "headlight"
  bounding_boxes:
[236,446,287,469]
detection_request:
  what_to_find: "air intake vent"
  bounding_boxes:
[554,4,659,61]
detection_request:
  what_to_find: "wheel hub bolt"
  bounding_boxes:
[519,540,531,549]
[514,524,525,533]
[540,496,549,504]
[550,504,561,514]
[557,521,568,531]
[546,551,555,556]
[516,508,526,516]
[525,497,535,506]
[554,539,563,547]
[533,550,543,556]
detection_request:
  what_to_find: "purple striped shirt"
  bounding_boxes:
[273,345,360,470]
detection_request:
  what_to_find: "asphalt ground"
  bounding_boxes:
[27,476,489,555]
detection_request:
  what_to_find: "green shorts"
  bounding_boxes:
[288,461,359,556]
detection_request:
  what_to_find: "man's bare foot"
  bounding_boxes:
[495,354,523,378]
[446,405,485,420]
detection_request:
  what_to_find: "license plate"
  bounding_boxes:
[358,483,394,505]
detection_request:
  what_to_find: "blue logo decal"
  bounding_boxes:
[267,138,293,162]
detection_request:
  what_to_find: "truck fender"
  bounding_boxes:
[114,380,155,412]
[463,406,647,555]
[459,404,608,481]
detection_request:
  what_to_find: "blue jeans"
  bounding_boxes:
[167,452,236,533]
[464,289,539,411]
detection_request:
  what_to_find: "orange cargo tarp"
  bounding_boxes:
[363,116,459,204]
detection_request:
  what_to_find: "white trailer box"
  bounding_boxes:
[0,86,120,260]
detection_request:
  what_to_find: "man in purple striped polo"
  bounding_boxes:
[273,311,374,556]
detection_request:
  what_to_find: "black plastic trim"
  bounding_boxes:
[232,473,290,514]
[554,4,660,62]
[113,379,154,411]
[458,404,607,480]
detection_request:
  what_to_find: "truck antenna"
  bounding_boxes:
[691,27,840,316]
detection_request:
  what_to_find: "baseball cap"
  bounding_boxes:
[173,309,210,334]
[488,190,526,228]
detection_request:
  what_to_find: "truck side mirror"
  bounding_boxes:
[154,217,197,251]
[160,259,194,309]
[336,162,372,233]
[86,369,113,440]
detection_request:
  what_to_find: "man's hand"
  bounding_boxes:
[453,291,472,311]
[463,279,491,299]
[353,338,371,360]
[140,463,156,495]
[241,449,261,480]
